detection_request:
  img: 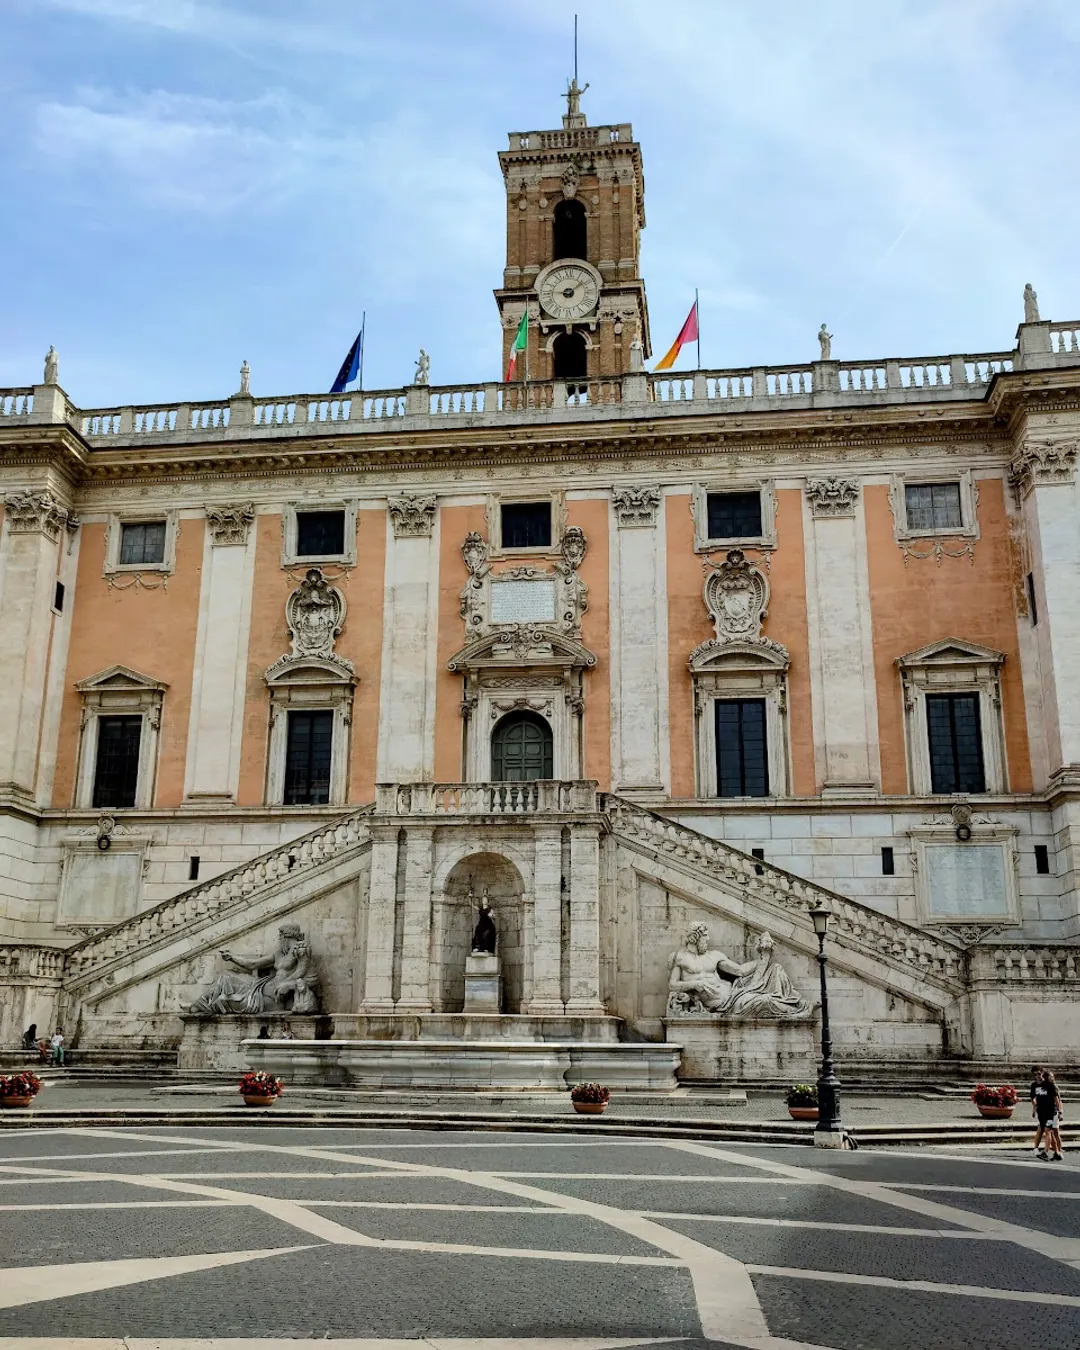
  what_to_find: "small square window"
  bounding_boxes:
[119,521,167,566]
[881,846,895,876]
[1035,844,1050,875]
[296,510,346,558]
[904,483,962,533]
[188,855,201,881]
[53,581,65,613]
[501,501,552,550]
[751,846,765,875]
[706,491,762,540]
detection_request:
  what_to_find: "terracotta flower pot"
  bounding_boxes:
[242,1094,277,1108]
[572,1101,607,1115]
[788,1106,819,1121]
[0,1096,33,1109]
[976,1104,1014,1119]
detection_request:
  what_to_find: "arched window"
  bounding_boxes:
[552,199,587,260]
[491,710,553,782]
[552,331,588,381]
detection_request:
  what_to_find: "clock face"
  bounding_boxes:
[538,264,600,321]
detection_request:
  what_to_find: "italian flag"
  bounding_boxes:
[505,308,528,381]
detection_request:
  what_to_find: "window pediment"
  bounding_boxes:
[75,666,169,695]
[689,639,789,676]
[448,629,596,674]
[897,638,1004,672]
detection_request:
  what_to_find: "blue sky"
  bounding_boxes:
[2,0,1078,407]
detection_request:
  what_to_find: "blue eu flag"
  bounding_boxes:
[330,327,364,393]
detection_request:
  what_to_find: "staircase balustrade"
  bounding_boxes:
[604,795,965,986]
[64,807,374,982]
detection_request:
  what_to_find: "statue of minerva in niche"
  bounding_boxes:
[188,922,321,1016]
[470,892,498,954]
[667,923,811,1019]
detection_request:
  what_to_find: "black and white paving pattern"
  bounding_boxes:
[2,1125,1080,1349]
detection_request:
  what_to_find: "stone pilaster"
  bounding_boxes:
[526,825,564,1013]
[359,826,399,1011]
[565,824,604,1013]
[183,506,256,803]
[609,485,668,797]
[0,491,70,804]
[396,826,435,1011]
[803,479,880,795]
[1012,439,1080,782]
[375,518,439,782]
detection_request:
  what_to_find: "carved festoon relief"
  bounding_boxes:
[388,495,436,538]
[805,478,859,518]
[286,568,346,659]
[1009,441,1078,499]
[666,924,813,1019]
[612,484,662,527]
[5,491,69,541]
[188,922,321,1016]
[206,503,255,547]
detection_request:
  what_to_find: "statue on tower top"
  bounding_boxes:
[563,75,589,125]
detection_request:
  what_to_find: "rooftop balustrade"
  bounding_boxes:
[2,321,1077,451]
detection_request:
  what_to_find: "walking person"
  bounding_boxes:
[1031,1066,1048,1158]
[1043,1071,1065,1161]
[49,1027,65,1066]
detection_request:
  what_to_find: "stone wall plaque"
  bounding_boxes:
[57,843,145,928]
[923,843,1011,920]
[490,578,556,624]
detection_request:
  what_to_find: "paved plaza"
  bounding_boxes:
[2,1125,1080,1349]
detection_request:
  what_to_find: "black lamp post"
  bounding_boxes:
[809,903,844,1147]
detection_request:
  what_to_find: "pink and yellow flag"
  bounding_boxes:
[655,300,699,370]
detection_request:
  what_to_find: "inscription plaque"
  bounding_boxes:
[924,843,1011,920]
[490,578,556,624]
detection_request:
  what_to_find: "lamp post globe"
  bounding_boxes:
[809,904,844,1147]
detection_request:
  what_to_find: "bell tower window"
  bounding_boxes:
[552,331,588,382]
[553,198,587,261]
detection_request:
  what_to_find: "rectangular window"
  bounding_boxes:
[881,846,895,876]
[295,510,346,558]
[188,856,200,881]
[904,482,963,533]
[751,846,765,875]
[715,699,769,798]
[1027,572,1039,626]
[501,501,552,549]
[92,715,142,809]
[1035,844,1050,875]
[53,580,65,613]
[119,521,167,566]
[706,491,762,541]
[283,709,333,806]
[926,692,985,794]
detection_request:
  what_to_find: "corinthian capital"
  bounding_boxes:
[805,478,859,517]
[4,490,69,540]
[1009,441,1077,499]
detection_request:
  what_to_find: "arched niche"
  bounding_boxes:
[435,852,528,1013]
[553,330,588,381]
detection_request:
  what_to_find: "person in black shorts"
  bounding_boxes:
[1031,1066,1048,1158]
[1033,1070,1064,1160]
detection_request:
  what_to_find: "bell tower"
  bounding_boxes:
[496,83,650,383]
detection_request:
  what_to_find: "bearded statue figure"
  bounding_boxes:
[667,924,812,1020]
[189,923,321,1016]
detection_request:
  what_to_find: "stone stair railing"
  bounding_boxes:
[63,807,374,984]
[986,945,1080,982]
[0,945,65,981]
[605,795,965,989]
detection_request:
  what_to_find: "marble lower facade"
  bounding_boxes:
[0,782,1068,1089]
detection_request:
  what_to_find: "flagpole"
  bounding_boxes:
[357,311,366,393]
[695,287,701,369]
